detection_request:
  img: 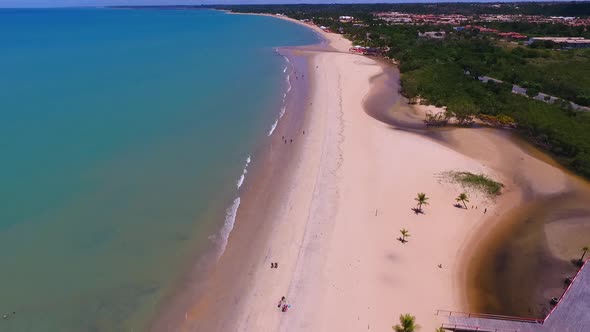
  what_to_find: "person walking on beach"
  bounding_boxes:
[278,296,285,308]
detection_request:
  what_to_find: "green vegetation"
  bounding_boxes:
[393,313,419,332]
[399,229,410,244]
[580,246,589,263]
[213,3,590,179]
[456,192,470,209]
[364,23,590,179]
[477,114,516,128]
[375,26,590,107]
[487,47,590,106]
[479,21,590,39]
[414,192,429,212]
[450,172,504,196]
[211,2,590,18]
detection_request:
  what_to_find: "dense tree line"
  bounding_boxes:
[209,2,590,17]
[480,21,590,39]
[389,31,590,177]
[368,26,590,177]
[213,3,590,178]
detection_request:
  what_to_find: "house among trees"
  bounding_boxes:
[497,32,528,40]
[418,31,446,39]
[528,36,590,49]
[339,15,354,23]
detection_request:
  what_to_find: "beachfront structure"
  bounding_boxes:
[339,15,354,23]
[497,32,528,40]
[439,259,590,331]
[349,45,382,56]
[464,25,499,34]
[528,37,590,48]
[374,12,590,27]
[455,25,527,41]
[418,31,446,39]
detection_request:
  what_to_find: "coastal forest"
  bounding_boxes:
[212,3,590,179]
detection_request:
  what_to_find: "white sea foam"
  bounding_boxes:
[286,75,292,93]
[268,119,278,136]
[218,197,240,255]
[279,106,286,118]
[236,155,251,189]
[217,54,293,259]
[236,174,245,189]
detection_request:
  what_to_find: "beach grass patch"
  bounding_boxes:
[448,171,504,196]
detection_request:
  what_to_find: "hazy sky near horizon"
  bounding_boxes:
[0,0,574,9]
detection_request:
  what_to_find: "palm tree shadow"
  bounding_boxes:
[411,207,424,215]
[397,237,407,244]
[453,203,465,209]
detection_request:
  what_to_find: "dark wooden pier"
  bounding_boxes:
[438,259,590,331]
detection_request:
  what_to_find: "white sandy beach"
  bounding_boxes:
[225,28,525,331]
[174,16,572,332]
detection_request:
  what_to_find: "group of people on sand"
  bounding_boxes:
[277,296,291,313]
[471,205,488,214]
[282,131,306,145]
[270,263,291,312]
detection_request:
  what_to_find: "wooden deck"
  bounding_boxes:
[440,260,590,331]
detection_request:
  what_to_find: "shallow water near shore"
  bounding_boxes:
[363,62,590,319]
[151,47,315,331]
[0,8,318,331]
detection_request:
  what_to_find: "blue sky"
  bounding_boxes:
[0,0,572,8]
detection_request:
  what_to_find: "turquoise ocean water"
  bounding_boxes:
[0,8,318,331]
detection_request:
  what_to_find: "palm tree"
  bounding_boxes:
[393,313,419,332]
[456,192,469,209]
[435,328,445,332]
[400,228,410,243]
[580,246,589,263]
[415,193,429,211]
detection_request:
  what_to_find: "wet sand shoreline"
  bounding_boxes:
[148,42,316,331]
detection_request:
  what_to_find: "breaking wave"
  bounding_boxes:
[218,197,240,255]
[216,55,294,258]
[268,119,278,136]
[279,106,286,119]
[236,155,251,189]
